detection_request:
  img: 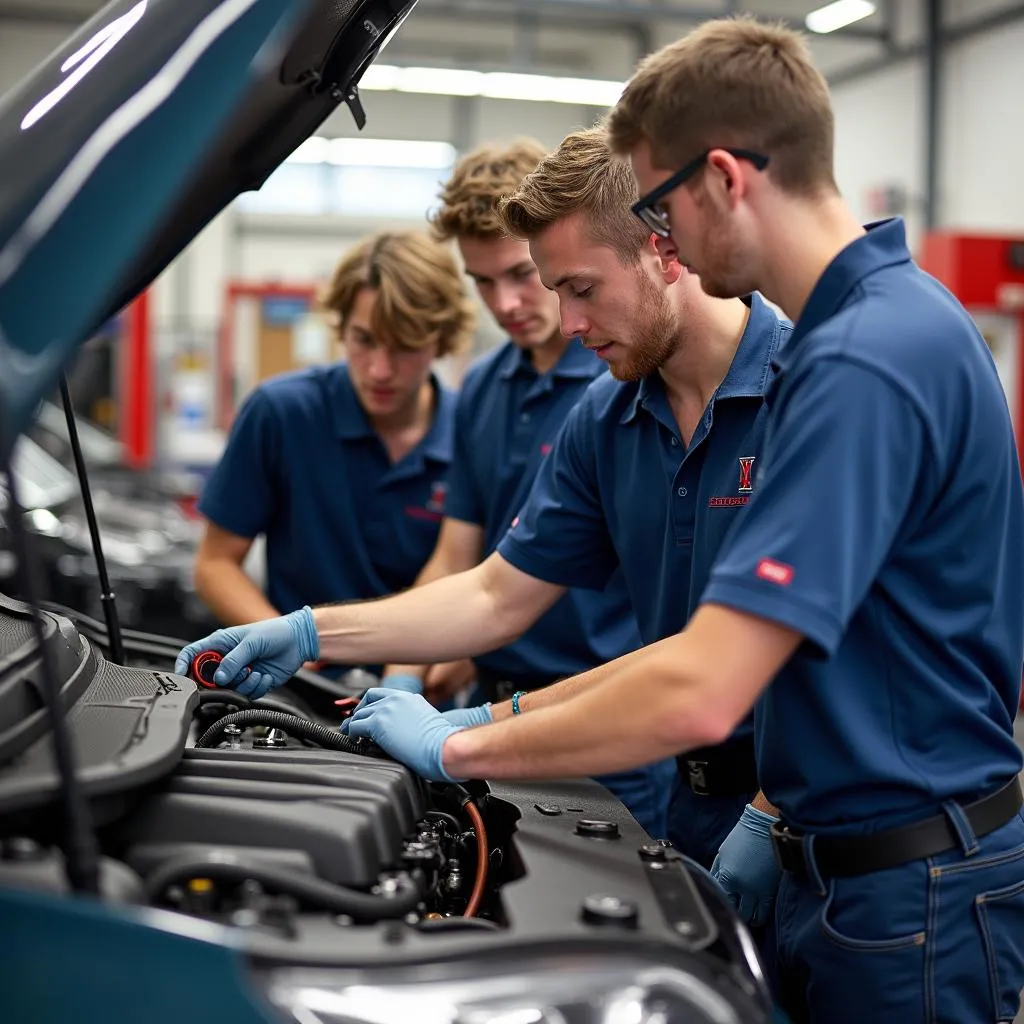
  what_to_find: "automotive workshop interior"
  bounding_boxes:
[0,1,1022,1022]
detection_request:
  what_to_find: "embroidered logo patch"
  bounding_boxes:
[756,558,794,586]
[738,456,756,494]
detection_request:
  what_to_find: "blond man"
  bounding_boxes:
[193,230,474,680]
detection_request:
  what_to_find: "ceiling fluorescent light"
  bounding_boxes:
[287,136,456,169]
[482,72,624,107]
[360,64,624,106]
[805,0,876,33]
[329,138,456,168]
[361,65,483,96]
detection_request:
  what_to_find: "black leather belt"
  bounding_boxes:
[771,777,1023,881]
[677,735,759,798]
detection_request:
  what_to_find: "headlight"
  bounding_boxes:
[266,954,759,1024]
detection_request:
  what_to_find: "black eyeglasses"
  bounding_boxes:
[631,147,769,238]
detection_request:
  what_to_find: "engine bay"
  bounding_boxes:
[0,593,772,1021]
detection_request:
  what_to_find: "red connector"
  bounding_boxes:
[188,650,251,689]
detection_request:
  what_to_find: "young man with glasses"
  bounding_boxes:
[610,23,1023,1023]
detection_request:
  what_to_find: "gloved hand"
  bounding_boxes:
[174,607,319,701]
[378,673,424,694]
[440,703,493,728]
[341,689,466,781]
[710,804,781,929]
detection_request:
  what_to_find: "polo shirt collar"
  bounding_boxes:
[497,337,599,381]
[328,362,453,462]
[621,292,780,424]
[775,218,912,374]
[715,292,783,400]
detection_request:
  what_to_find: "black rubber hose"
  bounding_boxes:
[192,708,385,757]
[194,709,384,756]
[143,852,421,920]
[196,690,311,720]
[415,916,499,933]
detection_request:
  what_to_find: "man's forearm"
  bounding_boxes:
[384,549,462,679]
[443,635,737,779]
[495,660,781,817]
[195,560,279,626]
[315,565,523,666]
[490,641,660,721]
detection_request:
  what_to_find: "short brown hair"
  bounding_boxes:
[495,125,650,264]
[607,16,836,196]
[430,137,548,241]
[319,230,475,357]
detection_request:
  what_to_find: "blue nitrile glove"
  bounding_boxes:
[174,607,319,701]
[710,804,782,929]
[342,689,466,781]
[378,673,424,694]
[441,703,493,728]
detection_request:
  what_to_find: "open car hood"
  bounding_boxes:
[0,0,418,459]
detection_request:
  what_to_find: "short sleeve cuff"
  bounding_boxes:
[196,494,262,540]
[442,499,484,527]
[701,574,843,658]
[498,534,612,590]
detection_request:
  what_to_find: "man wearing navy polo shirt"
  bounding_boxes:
[192,230,474,673]
[379,138,673,836]
[600,22,1024,1022]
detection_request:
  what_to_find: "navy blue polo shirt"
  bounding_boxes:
[499,295,787,727]
[446,340,642,680]
[198,363,455,616]
[702,219,1024,834]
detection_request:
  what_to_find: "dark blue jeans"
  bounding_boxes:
[665,771,753,869]
[774,804,1024,1023]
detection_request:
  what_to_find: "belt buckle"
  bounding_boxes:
[770,822,809,880]
[686,760,710,797]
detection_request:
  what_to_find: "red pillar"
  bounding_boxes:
[121,290,153,468]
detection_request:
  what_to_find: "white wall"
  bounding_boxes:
[830,6,1024,252]
[941,18,1024,232]
[832,61,925,245]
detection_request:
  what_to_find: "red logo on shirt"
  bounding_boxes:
[427,480,448,514]
[405,481,447,522]
[756,558,794,586]
[738,456,756,493]
[540,443,552,456]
